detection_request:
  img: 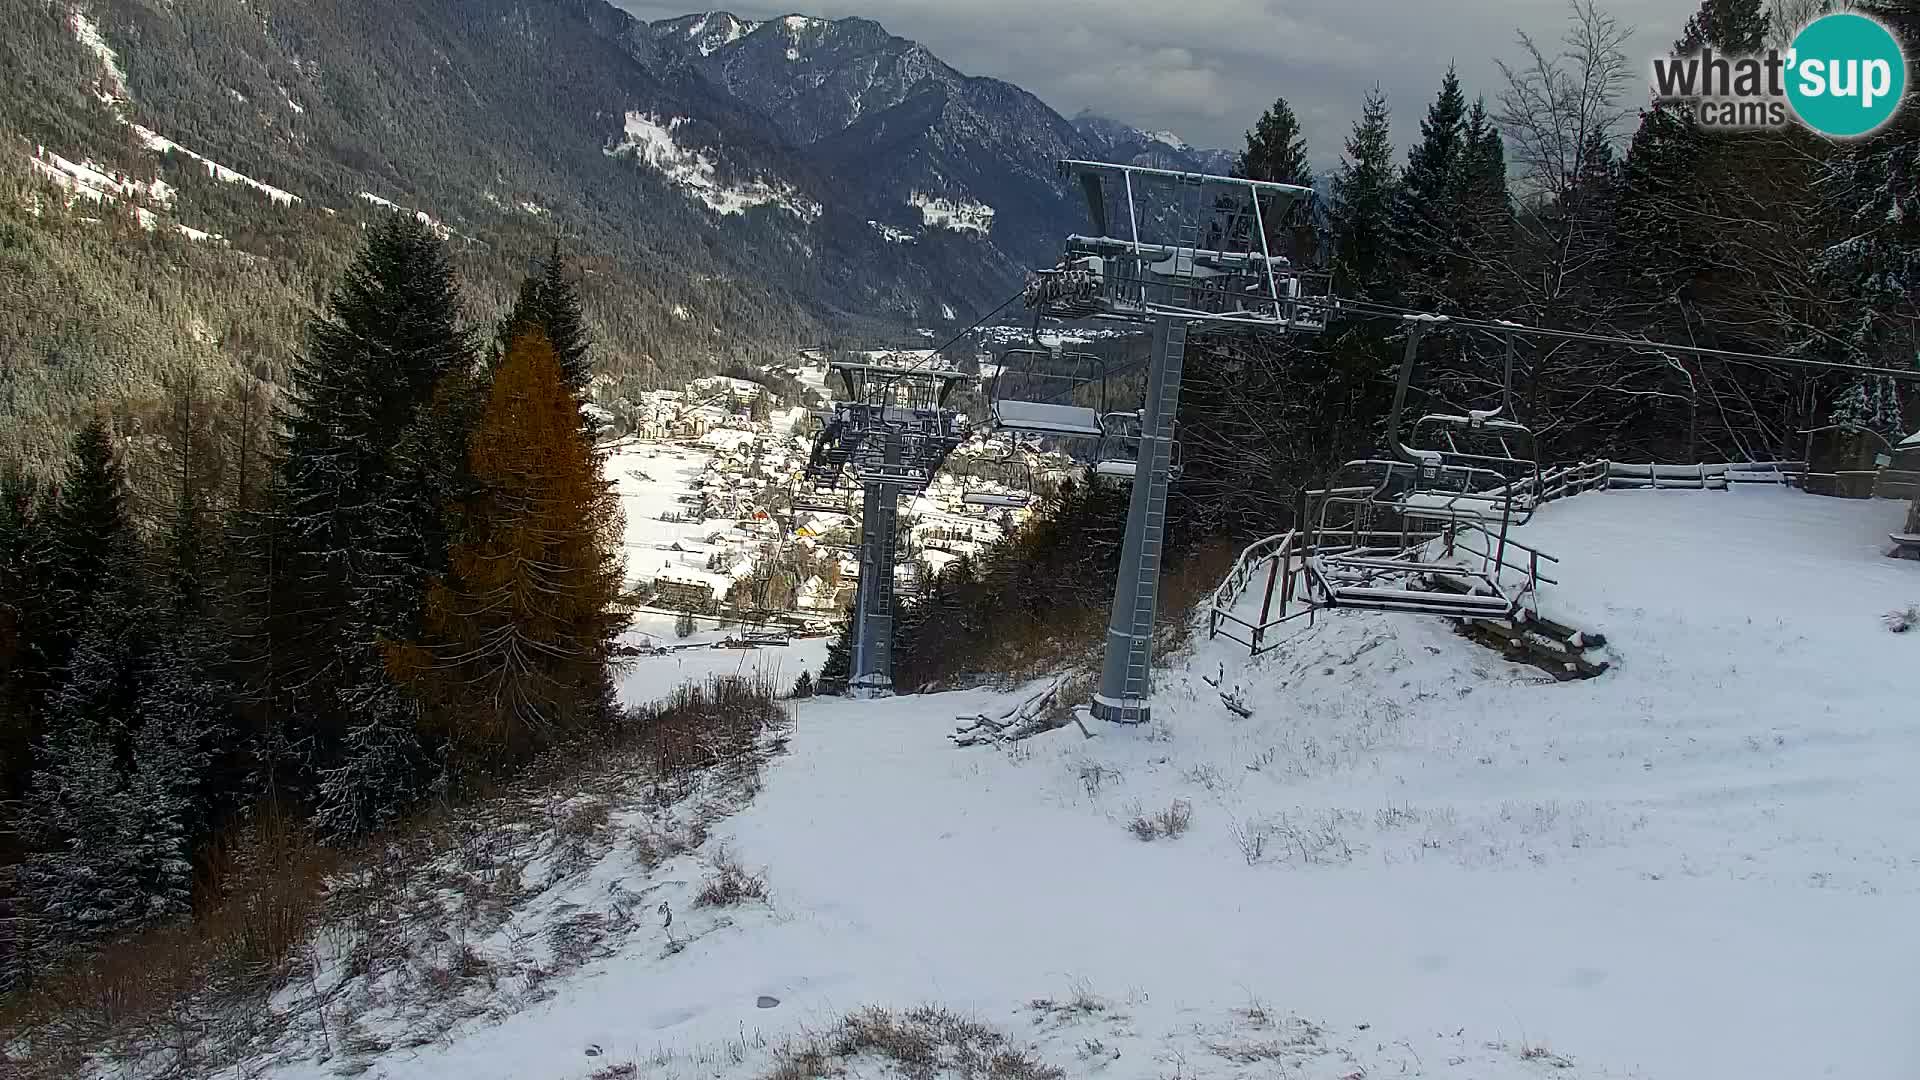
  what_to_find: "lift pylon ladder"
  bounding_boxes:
[804,361,971,697]
[1024,159,1329,724]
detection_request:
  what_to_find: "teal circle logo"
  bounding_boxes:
[1786,12,1907,137]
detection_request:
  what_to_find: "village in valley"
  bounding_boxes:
[593,347,1060,662]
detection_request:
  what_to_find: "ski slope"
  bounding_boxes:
[229,486,1918,1080]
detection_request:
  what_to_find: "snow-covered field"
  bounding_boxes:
[607,438,833,702]
[211,480,1918,1080]
[607,440,725,585]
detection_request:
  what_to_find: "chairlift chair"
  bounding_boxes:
[1398,330,1540,490]
[789,477,853,517]
[987,346,1108,438]
[1292,322,1545,621]
[1090,410,1183,482]
[960,454,1035,509]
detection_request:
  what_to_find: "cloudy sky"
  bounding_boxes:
[612,1,1692,168]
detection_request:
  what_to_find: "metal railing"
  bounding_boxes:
[1206,456,1826,657]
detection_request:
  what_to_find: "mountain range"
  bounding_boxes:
[0,0,1242,463]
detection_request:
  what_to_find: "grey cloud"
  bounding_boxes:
[614,1,1692,166]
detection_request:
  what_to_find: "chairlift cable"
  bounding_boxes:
[1286,295,1920,384]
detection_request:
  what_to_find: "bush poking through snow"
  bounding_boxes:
[1126,799,1193,841]
[763,1005,1062,1080]
[1883,604,1919,633]
[695,848,768,907]
[1229,812,1361,866]
[628,815,709,870]
[1228,819,1267,865]
[1076,758,1116,796]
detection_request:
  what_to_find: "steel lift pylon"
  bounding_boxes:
[804,361,969,697]
[1024,160,1330,724]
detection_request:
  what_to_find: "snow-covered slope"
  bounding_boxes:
[211,485,1919,1080]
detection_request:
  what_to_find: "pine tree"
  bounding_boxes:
[497,243,593,400]
[47,419,137,657]
[388,330,623,760]
[312,650,429,840]
[18,711,148,966]
[1237,97,1313,187]
[122,624,226,906]
[1330,85,1398,303]
[1814,0,1918,438]
[791,670,813,699]
[1677,0,1768,53]
[819,619,852,693]
[0,465,57,802]
[268,214,476,796]
[1612,0,1764,339]
[1395,67,1469,312]
[675,609,697,639]
[1458,98,1514,309]
[17,583,166,969]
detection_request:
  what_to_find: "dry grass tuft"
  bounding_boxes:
[1126,798,1193,842]
[694,848,769,907]
[764,1005,1062,1080]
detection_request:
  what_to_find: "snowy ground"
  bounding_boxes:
[220,486,1917,1080]
[618,608,830,706]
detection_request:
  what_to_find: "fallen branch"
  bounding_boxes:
[952,678,1076,747]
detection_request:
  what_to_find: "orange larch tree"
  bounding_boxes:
[389,330,624,761]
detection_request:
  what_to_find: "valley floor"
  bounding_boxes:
[230,486,1918,1080]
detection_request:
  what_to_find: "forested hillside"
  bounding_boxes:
[0,0,1251,470]
[0,215,632,1003]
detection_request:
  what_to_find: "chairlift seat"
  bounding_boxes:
[962,492,1030,508]
[1418,412,1532,435]
[1324,585,1516,616]
[1093,459,1137,479]
[992,400,1106,437]
[1390,491,1522,523]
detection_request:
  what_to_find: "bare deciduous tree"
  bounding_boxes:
[1495,0,1635,206]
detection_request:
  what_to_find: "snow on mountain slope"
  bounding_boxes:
[26,146,227,242]
[604,111,819,220]
[130,128,302,205]
[908,190,995,234]
[28,147,169,205]
[210,483,1919,1080]
[67,7,128,103]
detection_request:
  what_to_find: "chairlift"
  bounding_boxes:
[987,347,1108,438]
[1371,323,1538,524]
[788,475,854,517]
[960,450,1036,509]
[1401,331,1541,495]
[1091,410,1182,482]
[1029,160,1332,332]
[1292,321,1547,621]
